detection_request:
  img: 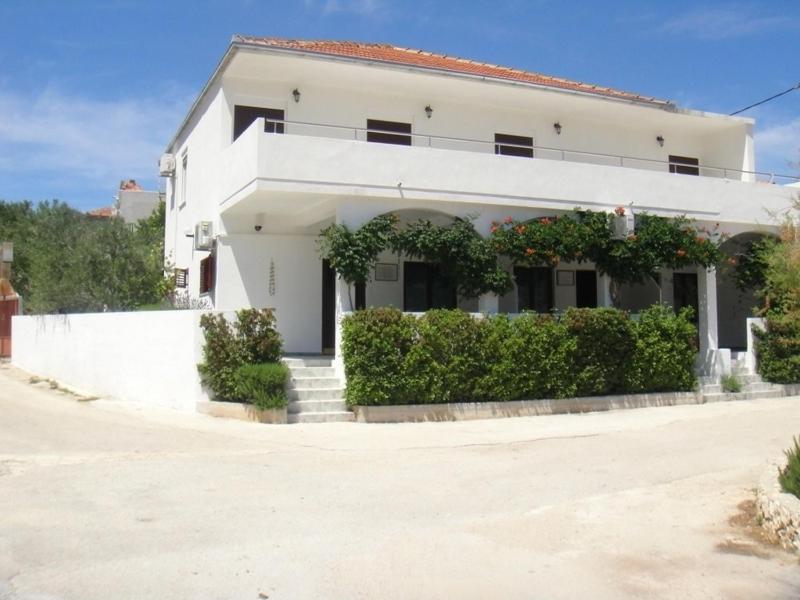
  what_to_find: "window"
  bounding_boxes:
[174,268,188,289]
[495,133,534,158]
[668,155,700,176]
[403,262,456,311]
[514,267,553,312]
[575,270,597,308]
[367,119,412,146]
[233,105,285,141]
[199,253,215,294]
[179,152,188,208]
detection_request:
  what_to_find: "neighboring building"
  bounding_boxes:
[87,179,162,224]
[161,35,798,373]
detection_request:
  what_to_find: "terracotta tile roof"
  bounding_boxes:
[233,35,669,107]
[87,206,116,219]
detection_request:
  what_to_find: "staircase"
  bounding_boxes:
[283,356,354,423]
[701,352,784,401]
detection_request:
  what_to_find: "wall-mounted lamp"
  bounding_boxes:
[656,135,665,147]
[425,105,433,119]
[292,88,301,103]
[553,122,562,135]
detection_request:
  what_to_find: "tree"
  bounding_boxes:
[0,198,172,313]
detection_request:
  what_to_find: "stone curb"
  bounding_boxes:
[196,400,288,424]
[756,457,800,552]
[353,391,703,423]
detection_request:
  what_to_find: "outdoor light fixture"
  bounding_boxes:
[656,135,665,147]
[425,105,433,118]
[553,122,562,135]
[292,88,301,103]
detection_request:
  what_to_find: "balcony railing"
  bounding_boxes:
[261,118,800,185]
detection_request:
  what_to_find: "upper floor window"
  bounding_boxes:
[495,133,534,158]
[367,119,412,146]
[179,151,188,209]
[668,155,699,176]
[233,105,285,141]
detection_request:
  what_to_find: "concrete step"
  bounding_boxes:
[288,411,355,424]
[743,382,777,393]
[287,366,336,378]
[287,387,344,401]
[290,376,341,389]
[282,357,333,368]
[701,384,722,394]
[288,399,349,414]
[736,374,763,384]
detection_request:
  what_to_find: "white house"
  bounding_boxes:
[161,35,798,377]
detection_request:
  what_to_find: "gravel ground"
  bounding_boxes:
[1,361,799,600]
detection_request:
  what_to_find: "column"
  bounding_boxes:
[333,275,351,380]
[597,273,614,307]
[478,293,499,314]
[697,266,720,376]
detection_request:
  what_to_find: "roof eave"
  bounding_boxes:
[231,38,675,111]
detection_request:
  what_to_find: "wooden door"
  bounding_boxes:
[322,260,336,354]
[0,299,19,357]
[575,270,598,308]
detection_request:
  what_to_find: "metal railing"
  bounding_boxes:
[254,118,800,185]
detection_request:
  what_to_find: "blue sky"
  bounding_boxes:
[0,0,798,211]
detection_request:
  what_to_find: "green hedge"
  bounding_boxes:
[755,313,800,384]
[234,363,289,410]
[198,308,284,402]
[342,305,698,406]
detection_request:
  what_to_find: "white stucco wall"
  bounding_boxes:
[214,234,322,354]
[11,311,207,412]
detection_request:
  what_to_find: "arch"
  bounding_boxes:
[716,231,777,350]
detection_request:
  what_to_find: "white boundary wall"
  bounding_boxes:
[11,311,208,412]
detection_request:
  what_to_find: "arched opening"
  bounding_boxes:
[369,208,478,312]
[716,232,774,350]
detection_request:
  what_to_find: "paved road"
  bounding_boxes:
[1,361,799,600]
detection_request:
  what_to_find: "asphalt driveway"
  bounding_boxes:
[1,361,799,600]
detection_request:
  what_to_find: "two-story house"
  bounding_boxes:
[162,35,797,378]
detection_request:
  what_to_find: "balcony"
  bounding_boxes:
[219,118,798,225]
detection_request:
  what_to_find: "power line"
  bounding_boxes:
[730,82,800,115]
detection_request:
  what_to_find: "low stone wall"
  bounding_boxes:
[756,458,800,552]
[196,400,287,424]
[353,391,702,423]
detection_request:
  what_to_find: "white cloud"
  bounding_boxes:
[304,0,388,17]
[755,117,800,175]
[0,87,189,191]
[662,6,795,41]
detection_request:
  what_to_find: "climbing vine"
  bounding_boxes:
[394,217,513,297]
[318,208,727,300]
[490,209,726,285]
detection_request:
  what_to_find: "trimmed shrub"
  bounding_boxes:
[341,307,417,406]
[197,313,242,402]
[755,313,800,384]
[411,309,490,403]
[235,307,283,363]
[625,305,697,393]
[477,314,576,400]
[562,307,636,396]
[198,308,284,401]
[779,436,800,499]
[234,363,288,410]
[341,306,698,406]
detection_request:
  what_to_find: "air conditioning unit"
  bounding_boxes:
[159,153,176,177]
[194,221,214,251]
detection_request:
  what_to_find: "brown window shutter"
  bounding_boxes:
[199,254,215,294]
